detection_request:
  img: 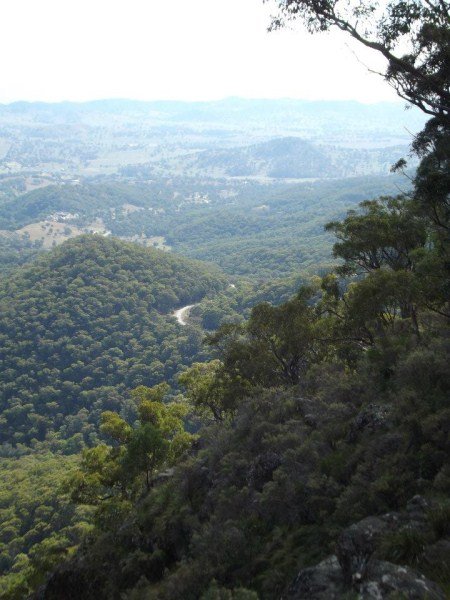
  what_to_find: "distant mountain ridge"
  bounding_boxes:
[0,97,423,180]
[0,97,426,142]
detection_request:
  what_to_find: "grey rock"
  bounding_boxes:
[406,494,432,523]
[286,556,446,599]
[360,559,446,599]
[286,555,345,599]
[286,497,447,599]
[348,404,392,442]
[247,451,282,490]
[337,516,389,585]
[406,495,430,514]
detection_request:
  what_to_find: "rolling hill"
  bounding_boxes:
[158,137,412,179]
[0,235,226,449]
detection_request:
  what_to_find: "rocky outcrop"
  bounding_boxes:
[287,556,446,599]
[286,496,448,599]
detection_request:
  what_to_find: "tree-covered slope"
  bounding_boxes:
[0,233,43,278]
[167,175,409,278]
[32,191,449,599]
[0,235,226,449]
[31,154,449,597]
[0,452,89,600]
[0,183,158,230]
[0,174,409,280]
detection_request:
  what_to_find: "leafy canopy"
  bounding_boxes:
[68,383,194,520]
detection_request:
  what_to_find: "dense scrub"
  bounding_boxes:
[1,5,448,594]
[33,324,449,599]
[0,233,43,278]
[2,121,448,600]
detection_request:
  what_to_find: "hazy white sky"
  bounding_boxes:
[0,0,399,104]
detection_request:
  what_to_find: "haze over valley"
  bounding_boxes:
[0,98,420,280]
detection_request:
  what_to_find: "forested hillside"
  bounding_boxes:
[0,235,226,449]
[0,453,90,599]
[29,188,450,599]
[0,0,448,597]
[22,0,448,597]
[0,233,43,277]
[0,174,408,280]
[167,175,407,277]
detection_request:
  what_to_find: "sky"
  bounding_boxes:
[0,0,399,104]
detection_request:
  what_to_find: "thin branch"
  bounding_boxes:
[327,8,450,110]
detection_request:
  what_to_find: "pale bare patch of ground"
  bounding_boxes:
[14,219,169,252]
[16,221,86,248]
[16,218,110,249]
[120,234,170,251]
[122,203,144,215]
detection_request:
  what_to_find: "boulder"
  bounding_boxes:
[286,556,446,599]
[360,559,446,599]
[348,404,392,442]
[286,556,345,599]
[336,516,389,584]
[247,451,282,491]
[286,496,447,599]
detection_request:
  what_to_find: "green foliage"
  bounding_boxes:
[167,176,405,279]
[123,424,168,489]
[428,502,450,539]
[206,287,326,397]
[55,305,448,597]
[68,384,195,520]
[1,53,449,599]
[0,453,92,599]
[326,195,426,275]
[0,235,225,448]
[271,0,449,122]
[379,528,429,566]
[44,168,449,598]
[179,360,232,422]
[0,182,164,230]
[1,176,448,598]
[200,581,259,599]
[0,174,405,281]
[0,233,43,278]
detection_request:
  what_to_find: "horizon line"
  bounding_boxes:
[0,96,406,107]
